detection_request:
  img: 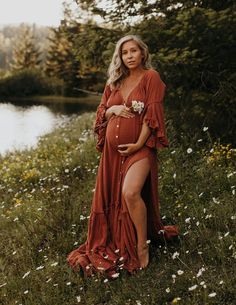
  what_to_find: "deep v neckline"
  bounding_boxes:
[119,70,148,105]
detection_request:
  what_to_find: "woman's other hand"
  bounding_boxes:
[117,143,141,156]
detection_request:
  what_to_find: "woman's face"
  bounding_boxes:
[121,40,144,70]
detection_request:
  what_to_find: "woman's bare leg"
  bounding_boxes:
[122,157,150,268]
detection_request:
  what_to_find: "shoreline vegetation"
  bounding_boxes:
[0,112,235,305]
[1,94,101,105]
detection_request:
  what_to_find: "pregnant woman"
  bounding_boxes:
[67,34,179,278]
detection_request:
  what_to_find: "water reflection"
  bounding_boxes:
[8,98,97,115]
[0,103,70,156]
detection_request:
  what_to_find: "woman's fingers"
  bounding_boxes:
[121,110,134,118]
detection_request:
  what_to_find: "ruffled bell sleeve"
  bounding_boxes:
[142,71,169,150]
[94,84,112,152]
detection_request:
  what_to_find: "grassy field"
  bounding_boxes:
[0,112,235,305]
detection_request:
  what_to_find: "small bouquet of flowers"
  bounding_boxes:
[130,100,145,114]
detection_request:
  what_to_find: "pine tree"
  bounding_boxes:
[10,25,41,72]
[44,2,82,95]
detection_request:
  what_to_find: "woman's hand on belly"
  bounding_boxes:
[117,143,141,156]
[109,105,135,119]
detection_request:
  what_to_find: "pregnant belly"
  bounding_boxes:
[106,116,140,150]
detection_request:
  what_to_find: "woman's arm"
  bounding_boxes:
[117,119,151,156]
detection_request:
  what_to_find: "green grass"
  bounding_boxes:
[0,113,235,305]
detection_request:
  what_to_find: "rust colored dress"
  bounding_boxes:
[67,69,179,277]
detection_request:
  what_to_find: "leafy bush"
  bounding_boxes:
[0,69,64,97]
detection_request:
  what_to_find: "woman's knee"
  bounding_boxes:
[122,188,140,205]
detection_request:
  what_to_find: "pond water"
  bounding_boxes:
[0,100,96,156]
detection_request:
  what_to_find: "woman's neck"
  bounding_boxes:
[128,67,146,78]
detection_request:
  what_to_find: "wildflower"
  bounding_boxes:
[177,270,184,275]
[188,284,198,291]
[111,273,120,278]
[208,292,216,297]
[66,282,71,286]
[172,297,181,303]
[171,150,176,154]
[203,127,208,131]
[187,148,193,154]
[103,279,108,283]
[166,287,170,293]
[22,271,31,279]
[224,232,229,237]
[173,173,176,179]
[197,139,203,142]
[196,267,205,277]
[36,265,44,270]
[200,281,205,285]
[97,267,105,271]
[172,252,179,259]
[185,217,191,223]
[131,100,145,114]
[219,280,224,285]
[23,290,29,294]
[65,169,69,173]
[76,296,81,303]
[136,301,142,305]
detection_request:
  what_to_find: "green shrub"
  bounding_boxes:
[0,69,64,97]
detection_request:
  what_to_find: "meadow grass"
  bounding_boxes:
[0,113,235,305]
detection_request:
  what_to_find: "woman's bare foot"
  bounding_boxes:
[138,243,149,269]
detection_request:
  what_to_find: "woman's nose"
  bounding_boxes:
[127,52,133,58]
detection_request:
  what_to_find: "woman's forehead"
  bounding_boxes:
[121,40,139,50]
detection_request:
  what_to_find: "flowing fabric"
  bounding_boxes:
[67,69,179,278]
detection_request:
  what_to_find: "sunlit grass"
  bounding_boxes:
[0,114,235,305]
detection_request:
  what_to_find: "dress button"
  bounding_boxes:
[117,125,119,127]
[116,135,118,138]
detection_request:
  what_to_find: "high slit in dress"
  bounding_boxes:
[67,69,179,278]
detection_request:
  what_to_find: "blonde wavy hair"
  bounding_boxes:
[107,34,152,89]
